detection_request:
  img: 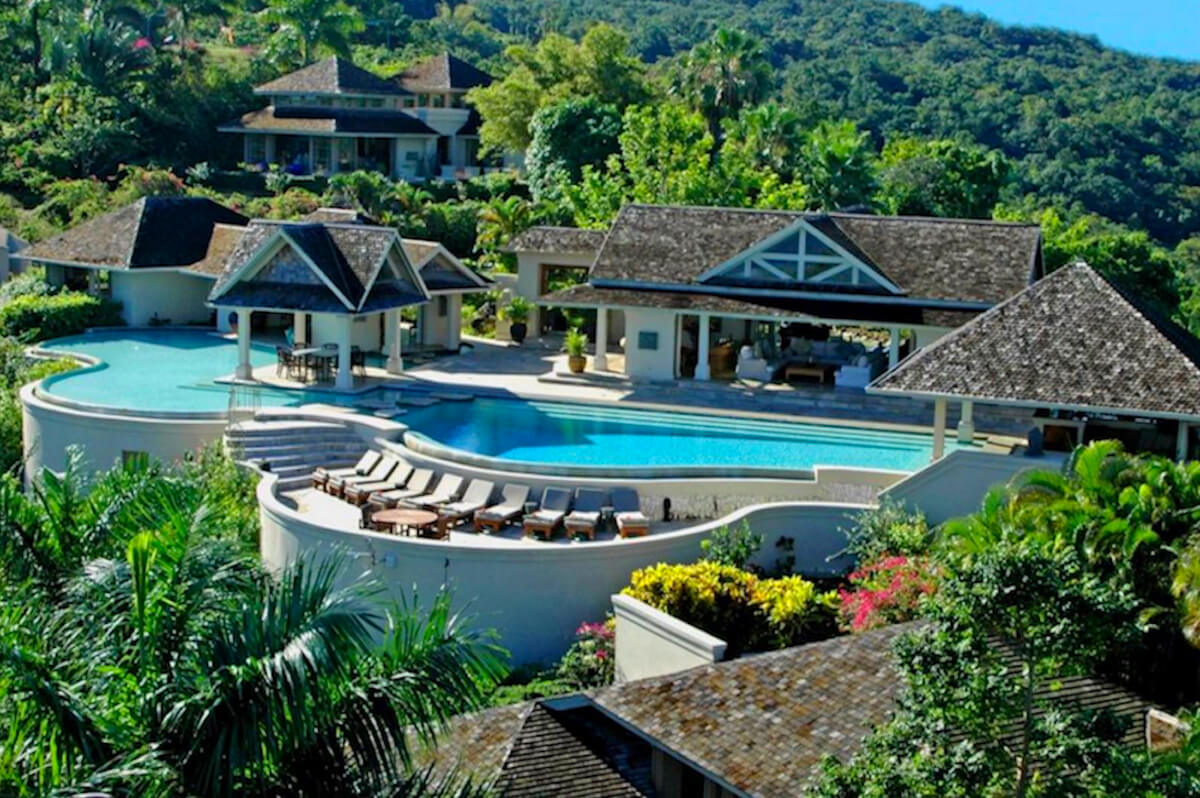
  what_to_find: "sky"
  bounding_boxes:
[910,0,1200,61]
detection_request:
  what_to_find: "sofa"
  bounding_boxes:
[735,336,887,387]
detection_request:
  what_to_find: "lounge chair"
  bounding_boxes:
[344,462,415,506]
[402,474,465,510]
[326,453,400,497]
[367,468,436,510]
[564,488,609,540]
[312,450,380,490]
[473,484,532,533]
[612,487,650,538]
[523,487,572,540]
[435,479,496,534]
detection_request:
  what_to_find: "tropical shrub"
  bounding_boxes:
[700,519,763,569]
[564,327,588,357]
[557,619,615,687]
[843,498,932,564]
[0,267,53,304]
[754,575,839,648]
[838,555,940,632]
[0,291,123,341]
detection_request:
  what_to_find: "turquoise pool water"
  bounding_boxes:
[401,397,957,472]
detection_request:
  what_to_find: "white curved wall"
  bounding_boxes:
[258,474,866,665]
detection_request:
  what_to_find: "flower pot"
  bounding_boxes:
[568,354,587,373]
[510,322,528,344]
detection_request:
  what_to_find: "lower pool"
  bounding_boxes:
[401,397,959,473]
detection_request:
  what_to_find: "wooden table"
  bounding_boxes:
[783,363,836,384]
[371,508,438,536]
[293,347,338,382]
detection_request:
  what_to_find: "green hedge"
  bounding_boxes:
[0,292,123,341]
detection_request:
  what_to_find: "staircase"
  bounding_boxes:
[224,415,366,491]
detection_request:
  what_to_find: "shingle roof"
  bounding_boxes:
[186,223,247,277]
[393,53,493,92]
[589,204,1042,305]
[872,262,1200,419]
[22,197,248,269]
[507,226,608,254]
[220,106,438,136]
[302,207,376,225]
[255,57,409,96]
[402,238,491,292]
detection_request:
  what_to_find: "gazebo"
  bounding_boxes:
[871,262,1200,461]
[208,219,429,389]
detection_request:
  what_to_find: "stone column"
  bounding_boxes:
[386,309,404,375]
[1178,421,1190,462]
[957,400,975,443]
[293,312,306,346]
[235,309,253,380]
[335,315,354,390]
[694,313,711,380]
[594,306,609,372]
[932,397,947,461]
[888,327,901,369]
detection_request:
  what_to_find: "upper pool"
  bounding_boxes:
[401,397,961,473]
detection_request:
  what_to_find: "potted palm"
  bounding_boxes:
[500,296,532,344]
[565,327,589,373]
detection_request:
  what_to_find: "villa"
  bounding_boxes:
[218,54,496,181]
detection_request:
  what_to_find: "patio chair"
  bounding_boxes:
[564,488,609,540]
[611,487,650,538]
[473,484,532,533]
[327,453,400,497]
[351,346,367,376]
[523,487,573,540]
[275,345,290,378]
[344,462,415,506]
[367,468,435,510]
[436,479,496,534]
[402,474,465,510]
[312,450,380,491]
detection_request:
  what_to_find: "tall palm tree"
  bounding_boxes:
[262,0,365,65]
[671,28,774,151]
[477,195,533,252]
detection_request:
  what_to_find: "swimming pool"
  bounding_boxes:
[401,397,960,473]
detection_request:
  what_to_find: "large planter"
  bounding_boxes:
[510,322,528,344]
[568,354,586,373]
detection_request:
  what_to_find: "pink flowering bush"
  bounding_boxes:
[556,619,615,687]
[838,555,940,632]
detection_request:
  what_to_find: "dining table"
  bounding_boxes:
[293,347,339,382]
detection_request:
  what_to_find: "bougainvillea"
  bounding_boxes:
[557,618,615,687]
[838,555,940,632]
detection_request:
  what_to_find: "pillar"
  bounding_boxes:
[888,327,901,369]
[957,400,975,443]
[87,269,100,294]
[1178,421,1190,462]
[694,313,711,380]
[386,309,404,375]
[932,398,947,461]
[235,309,253,380]
[594,306,609,371]
[335,315,354,390]
[447,295,462,351]
[293,312,307,346]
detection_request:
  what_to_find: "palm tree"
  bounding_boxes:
[477,195,533,252]
[671,28,774,151]
[262,0,365,64]
[47,15,155,93]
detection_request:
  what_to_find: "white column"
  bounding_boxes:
[335,315,354,390]
[235,309,253,380]
[957,400,975,443]
[932,398,947,461]
[447,295,462,351]
[293,312,306,346]
[1178,421,1190,462]
[594,306,609,372]
[694,313,711,380]
[386,309,404,374]
[888,327,901,369]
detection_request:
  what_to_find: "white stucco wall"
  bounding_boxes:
[514,250,594,340]
[612,593,726,683]
[622,307,679,380]
[311,312,383,352]
[109,270,214,327]
[419,294,459,348]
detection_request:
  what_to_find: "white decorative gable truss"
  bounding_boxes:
[697,219,902,294]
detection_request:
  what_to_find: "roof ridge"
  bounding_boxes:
[1085,262,1200,377]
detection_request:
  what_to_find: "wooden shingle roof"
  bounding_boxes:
[254,57,409,96]
[220,106,438,136]
[393,53,493,92]
[506,226,608,255]
[872,262,1200,419]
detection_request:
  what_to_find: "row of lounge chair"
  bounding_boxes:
[310,450,651,540]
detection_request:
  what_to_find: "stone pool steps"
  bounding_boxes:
[225,417,367,490]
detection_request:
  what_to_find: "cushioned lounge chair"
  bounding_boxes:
[402,474,465,510]
[612,488,650,538]
[344,462,414,506]
[523,487,572,540]
[436,479,496,534]
[564,488,609,540]
[473,484,531,533]
[312,450,380,490]
[367,469,435,511]
[327,454,400,497]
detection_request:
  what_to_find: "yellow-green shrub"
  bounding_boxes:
[752,575,839,649]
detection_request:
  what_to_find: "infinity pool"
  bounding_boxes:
[401,397,957,472]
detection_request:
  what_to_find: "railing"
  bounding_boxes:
[226,383,262,423]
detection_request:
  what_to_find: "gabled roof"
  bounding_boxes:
[393,53,493,92]
[186,223,247,277]
[21,197,248,270]
[871,263,1200,420]
[588,204,1042,306]
[254,57,409,96]
[219,106,438,137]
[402,238,491,292]
[507,226,608,255]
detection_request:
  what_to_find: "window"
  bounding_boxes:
[638,331,659,351]
[368,97,384,108]
[401,97,416,108]
[246,136,267,165]
[431,94,444,108]
[312,138,332,174]
[417,93,430,106]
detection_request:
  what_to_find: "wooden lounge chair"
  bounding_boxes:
[367,469,435,510]
[612,487,650,538]
[436,479,496,534]
[402,474,465,510]
[523,487,572,540]
[344,462,415,506]
[312,450,379,490]
[327,454,400,497]
[473,484,531,533]
[564,488,609,540]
